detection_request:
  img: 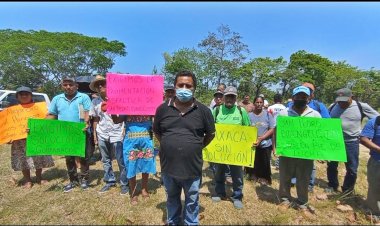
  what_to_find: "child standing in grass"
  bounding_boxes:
[112,115,156,205]
[8,86,54,188]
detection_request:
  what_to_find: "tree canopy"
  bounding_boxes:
[162,25,380,109]
[0,29,126,97]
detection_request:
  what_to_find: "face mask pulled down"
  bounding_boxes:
[176,88,193,102]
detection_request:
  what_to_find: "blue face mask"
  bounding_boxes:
[176,88,193,102]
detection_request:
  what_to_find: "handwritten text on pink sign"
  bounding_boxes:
[106,73,164,115]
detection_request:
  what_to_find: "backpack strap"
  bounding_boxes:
[356,101,365,122]
[374,116,380,140]
[214,105,220,123]
[237,105,243,117]
[328,102,336,114]
[313,100,321,113]
[236,105,244,124]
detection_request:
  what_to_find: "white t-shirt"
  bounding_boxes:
[268,103,286,119]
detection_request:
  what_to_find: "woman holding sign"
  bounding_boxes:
[9,86,54,188]
[246,96,275,185]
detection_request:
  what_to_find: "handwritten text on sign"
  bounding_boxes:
[26,119,86,157]
[276,116,347,162]
[0,102,47,144]
[106,73,164,115]
[203,124,258,167]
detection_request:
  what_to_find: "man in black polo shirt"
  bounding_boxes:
[153,70,215,225]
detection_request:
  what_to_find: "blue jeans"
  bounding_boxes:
[162,173,201,225]
[327,139,359,192]
[214,164,244,201]
[98,139,128,186]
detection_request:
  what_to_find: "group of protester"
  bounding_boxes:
[6,70,380,224]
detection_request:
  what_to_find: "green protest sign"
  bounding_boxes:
[276,116,347,162]
[26,119,86,157]
[203,124,257,167]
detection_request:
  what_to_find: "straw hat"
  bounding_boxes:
[89,75,106,92]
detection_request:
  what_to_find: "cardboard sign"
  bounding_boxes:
[276,116,347,162]
[0,102,47,144]
[106,73,164,115]
[26,119,86,157]
[203,124,258,167]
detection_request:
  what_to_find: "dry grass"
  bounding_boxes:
[0,144,376,225]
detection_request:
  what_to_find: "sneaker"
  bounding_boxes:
[80,181,89,190]
[120,185,129,195]
[278,199,292,211]
[211,196,226,202]
[366,214,380,223]
[99,184,113,193]
[233,200,243,209]
[63,182,78,193]
[338,189,355,198]
[296,203,315,213]
[324,187,338,194]
[211,196,222,202]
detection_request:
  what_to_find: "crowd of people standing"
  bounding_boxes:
[5,70,380,224]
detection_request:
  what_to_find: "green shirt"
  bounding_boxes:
[212,104,251,126]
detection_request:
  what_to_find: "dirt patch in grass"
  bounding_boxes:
[0,144,375,224]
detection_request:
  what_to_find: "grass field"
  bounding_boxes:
[0,144,377,225]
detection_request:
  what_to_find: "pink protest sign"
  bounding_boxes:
[106,73,164,115]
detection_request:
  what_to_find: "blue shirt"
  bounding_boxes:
[287,99,330,118]
[49,92,91,122]
[360,118,380,161]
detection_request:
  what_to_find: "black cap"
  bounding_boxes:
[164,85,175,91]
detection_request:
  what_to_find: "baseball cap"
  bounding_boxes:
[224,86,237,96]
[292,86,310,96]
[335,88,352,102]
[16,86,32,94]
[214,90,224,97]
[164,85,175,91]
[259,94,265,98]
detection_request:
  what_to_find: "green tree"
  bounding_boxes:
[0,29,126,97]
[323,61,362,104]
[276,67,302,99]
[162,48,211,101]
[288,50,333,100]
[198,24,249,87]
[237,57,287,97]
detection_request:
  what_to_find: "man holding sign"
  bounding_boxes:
[47,77,92,192]
[211,86,251,210]
[275,86,321,214]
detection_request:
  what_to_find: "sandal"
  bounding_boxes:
[23,181,33,189]
[142,193,150,200]
[130,196,138,206]
[36,179,48,185]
